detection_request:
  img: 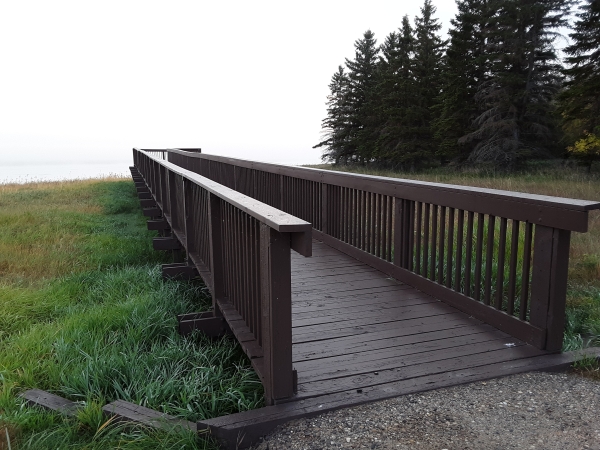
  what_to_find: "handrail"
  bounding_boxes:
[133,148,311,404]
[164,148,600,353]
[167,150,600,231]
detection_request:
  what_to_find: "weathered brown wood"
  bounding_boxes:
[529,226,571,351]
[178,316,227,337]
[143,207,161,218]
[102,400,195,432]
[507,220,520,315]
[197,347,600,450]
[134,149,599,445]
[147,219,169,231]
[170,150,600,231]
[260,224,294,404]
[312,230,546,349]
[21,389,80,417]
[162,262,198,280]
[153,236,181,251]
[140,199,156,208]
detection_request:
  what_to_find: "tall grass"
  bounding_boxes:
[0,178,262,449]
[311,164,600,351]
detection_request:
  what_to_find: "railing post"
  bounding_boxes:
[529,225,571,352]
[208,193,226,316]
[260,223,293,404]
[530,225,571,352]
[394,199,414,269]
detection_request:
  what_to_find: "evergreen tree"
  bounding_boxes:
[345,30,380,163]
[373,16,418,167]
[433,0,488,163]
[558,0,600,145]
[408,0,446,168]
[314,66,351,164]
[461,0,572,167]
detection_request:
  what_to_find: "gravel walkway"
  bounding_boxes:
[253,372,599,450]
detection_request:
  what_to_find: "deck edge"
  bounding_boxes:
[198,346,600,450]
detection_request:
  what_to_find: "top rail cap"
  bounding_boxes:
[138,149,312,234]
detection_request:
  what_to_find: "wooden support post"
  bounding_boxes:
[208,193,225,315]
[153,237,181,250]
[162,262,198,280]
[393,199,414,269]
[143,207,161,218]
[529,225,571,352]
[260,224,294,404]
[147,219,170,231]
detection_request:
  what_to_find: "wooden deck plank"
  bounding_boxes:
[291,266,379,281]
[297,335,520,384]
[292,312,480,344]
[295,344,545,399]
[292,277,405,297]
[293,322,508,362]
[292,291,436,314]
[291,306,457,334]
[291,270,384,287]
[292,301,457,328]
[292,284,412,303]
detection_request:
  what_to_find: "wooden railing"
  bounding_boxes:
[165,148,600,352]
[132,148,312,404]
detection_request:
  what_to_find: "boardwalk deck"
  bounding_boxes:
[289,239,547,402]
[131,151,600,449]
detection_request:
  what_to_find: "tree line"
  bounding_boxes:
[314,0,600,170]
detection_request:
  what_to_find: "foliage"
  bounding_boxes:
[0,179,262,449]
[315,0,595,171]
[567,129,600,171]
[558,0,600,145]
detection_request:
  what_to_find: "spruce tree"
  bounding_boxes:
[433,0,488,163]
[344,30,380,164]
[559,0,600,144]
[314,66,351,164]
[373,16,418,167]
[461,0,572,167]
[409,0,446,168]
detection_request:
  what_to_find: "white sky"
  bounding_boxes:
[0,0,459,167]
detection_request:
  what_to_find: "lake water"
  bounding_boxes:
[0,162,131,184]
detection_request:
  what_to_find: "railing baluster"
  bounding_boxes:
[430,205,438,281]
[495,217,508,310]
[507,220,520,315]
[446,207,455,288]
[438,206,446,284]
[454,209,464,291]
[484,215,496,305]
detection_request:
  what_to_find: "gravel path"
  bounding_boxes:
[253,372,599,450]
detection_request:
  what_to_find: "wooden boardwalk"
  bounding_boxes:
[290,239,546,401]
[132,150,600,449]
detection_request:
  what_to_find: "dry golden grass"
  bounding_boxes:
[0,177,129,285]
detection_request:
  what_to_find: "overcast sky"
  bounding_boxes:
[1,0,459,168]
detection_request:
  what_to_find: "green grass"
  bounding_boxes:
[0,178,262,449]
[309,163,600,351]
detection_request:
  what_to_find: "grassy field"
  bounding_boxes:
[309,164,600,351]
[0,179,262,450]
